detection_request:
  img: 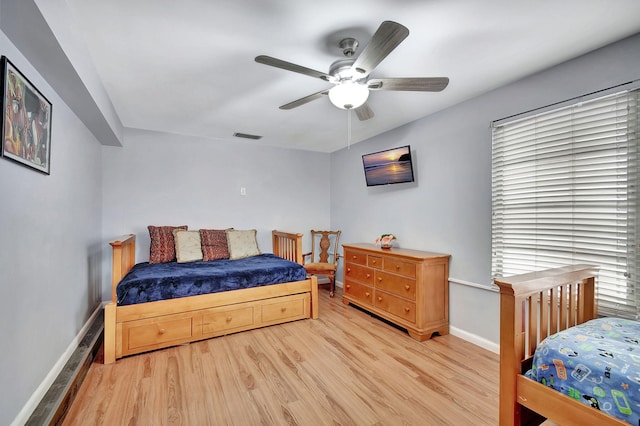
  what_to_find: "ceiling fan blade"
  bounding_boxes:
[351,21,409,78]
[279,89,329,110]
[368,77,449,92]
[354,103,375,121]
[255,55,333,82]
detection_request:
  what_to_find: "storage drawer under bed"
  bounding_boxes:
[118,293,311,357]
[122,311,199,355]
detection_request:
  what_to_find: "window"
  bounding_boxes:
[492,89,639,319]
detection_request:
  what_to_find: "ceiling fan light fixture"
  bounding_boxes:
[328,82,369,110]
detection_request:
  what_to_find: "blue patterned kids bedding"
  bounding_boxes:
[527,317,640,424]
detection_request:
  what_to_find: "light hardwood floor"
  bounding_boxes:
[63,288,501,425]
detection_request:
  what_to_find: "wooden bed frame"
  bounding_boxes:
[104,230,318,364]
[495,264,628,426]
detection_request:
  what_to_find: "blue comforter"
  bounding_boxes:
[117,254,307,306]
[527,317,640,424]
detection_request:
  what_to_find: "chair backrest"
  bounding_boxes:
[310,230,341,265]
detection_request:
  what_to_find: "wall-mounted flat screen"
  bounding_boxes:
[362,145,415,186]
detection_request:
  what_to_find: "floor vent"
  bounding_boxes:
[233,132,262,140]
[26,312,104,425]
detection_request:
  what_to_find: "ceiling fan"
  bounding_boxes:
[255,21,449,121]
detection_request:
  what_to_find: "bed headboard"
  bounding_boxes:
[494,264,599,425]
[109,234,136,303]
[495,264,599,365]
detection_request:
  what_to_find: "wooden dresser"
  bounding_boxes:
[342,243,450,341]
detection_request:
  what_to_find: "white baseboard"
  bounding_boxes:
[450,326,499,354]
[11,304,103,426]
[338,280,499,353]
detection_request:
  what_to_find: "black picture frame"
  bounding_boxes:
[1,56,52,174]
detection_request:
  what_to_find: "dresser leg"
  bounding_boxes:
[408,330,430,341]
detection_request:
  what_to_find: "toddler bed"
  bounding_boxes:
[104,229,318,364]
[495,265,637,425]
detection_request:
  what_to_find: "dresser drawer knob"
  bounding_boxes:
[378,296,383,302]
[158,328,166,335]
[346,284,351,289]
[404,307,410,313]
[405,285,411,291]
[352,255,358,260]
[365,292,370,297]
[347,268,351,273]
[226,316,233,322]
[366,273,371,278]
[377,277,382,282]
[396,265,401,270]
[281,307,287,312]
[372,260,377,264]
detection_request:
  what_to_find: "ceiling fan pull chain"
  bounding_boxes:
[347,109,352,149]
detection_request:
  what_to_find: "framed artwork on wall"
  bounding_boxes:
[1,56,52,175]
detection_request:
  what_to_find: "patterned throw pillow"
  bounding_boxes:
[148,225,187,264]
[200,229,230,261]
[226,229,261,260]
[173,229,203,263]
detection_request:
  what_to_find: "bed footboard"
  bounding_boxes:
[272,230,303,264]
[494,264,600,426]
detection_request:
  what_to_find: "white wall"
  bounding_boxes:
[101,128,331,301]
[330,33,640,348]
[0,31,103,425]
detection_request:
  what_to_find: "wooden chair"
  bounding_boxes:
[303,230,341,297]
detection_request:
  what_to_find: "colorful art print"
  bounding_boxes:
[1,56,52,174]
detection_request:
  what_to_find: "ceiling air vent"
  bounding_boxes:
[233,132,262,140]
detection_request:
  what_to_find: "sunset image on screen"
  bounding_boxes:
[362,146,414,186]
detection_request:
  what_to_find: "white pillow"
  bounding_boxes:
[226,229,261,260]
[173,229,203,263]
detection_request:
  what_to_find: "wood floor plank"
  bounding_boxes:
[63,289,500,425]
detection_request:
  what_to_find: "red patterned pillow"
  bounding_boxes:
[148,225,187,264]
[200,229,230,261]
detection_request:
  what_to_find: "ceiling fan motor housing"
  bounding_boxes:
[329,58,358,80]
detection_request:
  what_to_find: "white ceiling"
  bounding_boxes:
[50,1,640,152]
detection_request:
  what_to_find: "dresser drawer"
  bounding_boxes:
[374,290,416,323]
[367,255,383,269]
[261,294,308,323]
[344,262,374,285]
[202,305,255,335]
[344,250,367,265]
[124,313,196,351]
[383,258,416,278]
[344,280,373,306]
[375,271,416,300]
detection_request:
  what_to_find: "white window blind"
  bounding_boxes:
[492,89,639,319]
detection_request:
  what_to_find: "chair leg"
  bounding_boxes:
[329,274,335,298]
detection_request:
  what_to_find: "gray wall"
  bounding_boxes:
[101,128,331,301]
[0,31,103,424]
[330,33,640,347]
